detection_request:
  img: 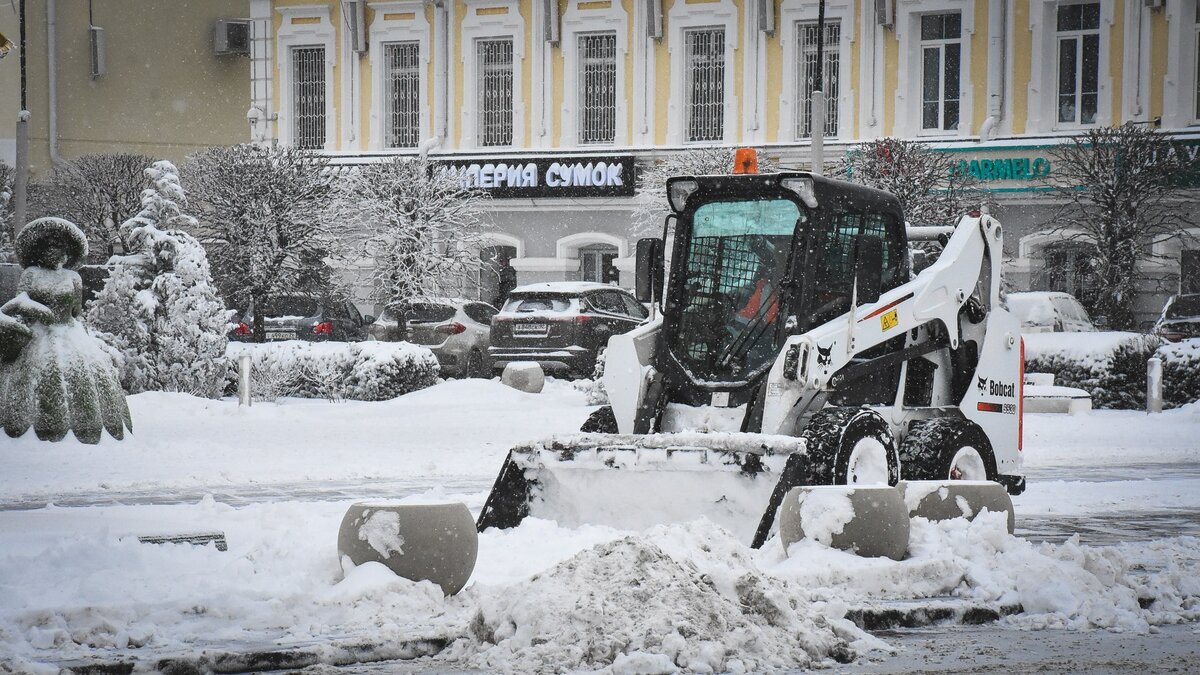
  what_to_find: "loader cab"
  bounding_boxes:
[653,172,907,403]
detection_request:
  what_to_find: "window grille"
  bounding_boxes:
[685,28,725,142]
[1055,2,1100,125]
[796,20,840,139]
[919,13,961,131]
[385,42,421,148]
[1194,3,1200,121]
[477,38,514,147]
[292,46,326,149]
[578,33,617,144]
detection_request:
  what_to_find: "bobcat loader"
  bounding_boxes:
[478,157,1025,548]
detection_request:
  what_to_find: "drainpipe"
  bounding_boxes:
[433,0,448,146]
[979,0,1005,143]
[47,0,63,165]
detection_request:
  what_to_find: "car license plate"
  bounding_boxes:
[514,323,548,335]
[266,331,294,341]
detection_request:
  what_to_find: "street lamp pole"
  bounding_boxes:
[13,0,29,240]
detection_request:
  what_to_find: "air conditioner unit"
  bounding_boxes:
[757,0,775,35]
[646,0,663,39]
[342,1,367,53]
[89,26,106,78]
[544,0,561,45]
[1143,0,1164,8]
[875,0,894,27]
[214,19,250,55]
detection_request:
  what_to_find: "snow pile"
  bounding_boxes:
[773,512,1200,632]
[87,161,228,398]
[1024,331,1163,409]
[226,340,439,401]
[448,521,862,673]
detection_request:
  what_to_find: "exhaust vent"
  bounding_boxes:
[89,26,106,78]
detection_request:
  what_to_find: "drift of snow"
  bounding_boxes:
[357,509,405,559]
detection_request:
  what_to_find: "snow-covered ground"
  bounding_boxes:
[1,379,1198,673]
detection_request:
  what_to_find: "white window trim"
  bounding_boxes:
[666,0,739,145]
[894,0,974,139]
[779,0,855,142]
[368,2,431,151]
[1163,0,1200,128]
[460,0,526,149]
[478,232,526,259]
[556,232,629,259]
[561,1,630,147]
[276,6,337,151]
[1027,0,1113,134]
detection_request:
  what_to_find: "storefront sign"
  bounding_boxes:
[932,146,1055,192]
[431,155,637,198]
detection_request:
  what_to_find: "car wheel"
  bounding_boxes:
[465,349,485,378]
[899,417,997,482]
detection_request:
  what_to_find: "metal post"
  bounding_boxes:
[12,0,28,240]
[238,354,253,407]
[810,0,826,174]
[1146,356,1163,413]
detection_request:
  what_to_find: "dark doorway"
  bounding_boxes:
[480,245,518,307]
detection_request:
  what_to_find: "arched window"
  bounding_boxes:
[1035,242,1096,306]
[579,244,619,284]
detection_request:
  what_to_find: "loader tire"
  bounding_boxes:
[801,407,899,486]
[899,417,997,482]
[580,406,618,433]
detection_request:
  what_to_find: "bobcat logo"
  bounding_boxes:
[977,376,988,394]
[816,344,833,367]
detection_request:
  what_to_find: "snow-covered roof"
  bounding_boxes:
[510,282,621,295]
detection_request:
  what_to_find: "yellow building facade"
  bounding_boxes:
[254,0,1200,314]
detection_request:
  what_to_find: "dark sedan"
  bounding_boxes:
[489,282,648,378]
[1154,293,1200,342]
[230,295,373,342]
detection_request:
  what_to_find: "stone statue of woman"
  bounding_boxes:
[0,218,132,443]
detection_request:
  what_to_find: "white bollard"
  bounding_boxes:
[1147,357,1163,414]
[238,354,252,407]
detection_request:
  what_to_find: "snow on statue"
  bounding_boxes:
[87,161,228,397]
[0,217,132,443]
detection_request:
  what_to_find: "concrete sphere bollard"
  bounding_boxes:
[502,362,545,393]
[778,485,909,561]
[338,501,479,596]
[897,480,1016,534]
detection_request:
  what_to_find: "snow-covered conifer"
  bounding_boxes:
[87,161,228,397]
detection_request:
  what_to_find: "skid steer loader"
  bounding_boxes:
[478,159,1025,548]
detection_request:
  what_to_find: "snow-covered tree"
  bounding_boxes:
[0,161,13,258]
[86,161,228,397]
[633,148,777,236]
[337,157,490,304]
[839,138,984,227]
[30,153,154,259]
[184,144,343,341]
[1043,124,1200,330]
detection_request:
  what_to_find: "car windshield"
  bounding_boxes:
[671,198,803,381]
[405,303,457,323]
[260,297,319,318]
[504,296,572,313]
[1166,295,1200,319]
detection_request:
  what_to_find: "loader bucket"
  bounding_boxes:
[476,433,811,548]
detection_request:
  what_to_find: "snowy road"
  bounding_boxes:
[1,382,1197,673]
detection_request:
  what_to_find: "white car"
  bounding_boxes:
[1006,291,1098,333]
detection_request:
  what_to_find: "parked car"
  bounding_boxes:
[489,282,649,378]
[229,295,372,342]
[372,298,497,378]
[1153,293,1200,342]
[1006,291,1098,333]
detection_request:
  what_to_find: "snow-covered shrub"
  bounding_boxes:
[86,161,228,397]
[1024,332,1164,409]
[226,341,438,402]
[1157,340,1200,408]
